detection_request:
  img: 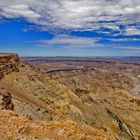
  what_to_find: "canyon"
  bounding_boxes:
[0,54,140,140]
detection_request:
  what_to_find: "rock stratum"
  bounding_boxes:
[0,54,140,140]
[0,53,19,64]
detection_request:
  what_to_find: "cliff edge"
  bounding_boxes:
[0,53,19,64]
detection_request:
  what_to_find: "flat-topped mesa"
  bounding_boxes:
[0,53,19,64]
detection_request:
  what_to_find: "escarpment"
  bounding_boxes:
[0,53,19,80]
[0,53,19,110]
[0,55,140,139]
[0,53,19,64]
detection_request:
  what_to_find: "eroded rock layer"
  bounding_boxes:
[0,54,140,140]
[0,53,19,64]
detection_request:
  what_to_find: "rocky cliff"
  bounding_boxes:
[0,53,19,80]
[0,58,117,139]
[0,54,140,140]
[0,53,19,64]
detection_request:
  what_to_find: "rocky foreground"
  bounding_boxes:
[0,110,116,140]
[0,53,140,140]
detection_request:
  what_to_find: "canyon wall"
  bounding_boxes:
[0,55,140,139]
[0,53,19,64]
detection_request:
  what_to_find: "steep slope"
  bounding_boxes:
[0,54,140,139]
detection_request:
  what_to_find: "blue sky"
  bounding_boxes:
[0,0,140,56]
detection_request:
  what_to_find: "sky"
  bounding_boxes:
[0,0,140,56]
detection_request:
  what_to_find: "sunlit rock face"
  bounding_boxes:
[0,53,19,80]
[0,53,19,64]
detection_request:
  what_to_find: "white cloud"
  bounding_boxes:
[31,35,102,49]
[0,0,140,34]
[1,4,41,21]
[124,27,140,35]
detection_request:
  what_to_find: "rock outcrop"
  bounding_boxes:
[0,53,19,80]
[0,88,14,110]
[0,53,19,64]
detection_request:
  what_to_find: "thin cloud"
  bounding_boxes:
[124,27,140,36]
[31,35,102,49]
[106,38,140,42]
[115,46,140,50]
